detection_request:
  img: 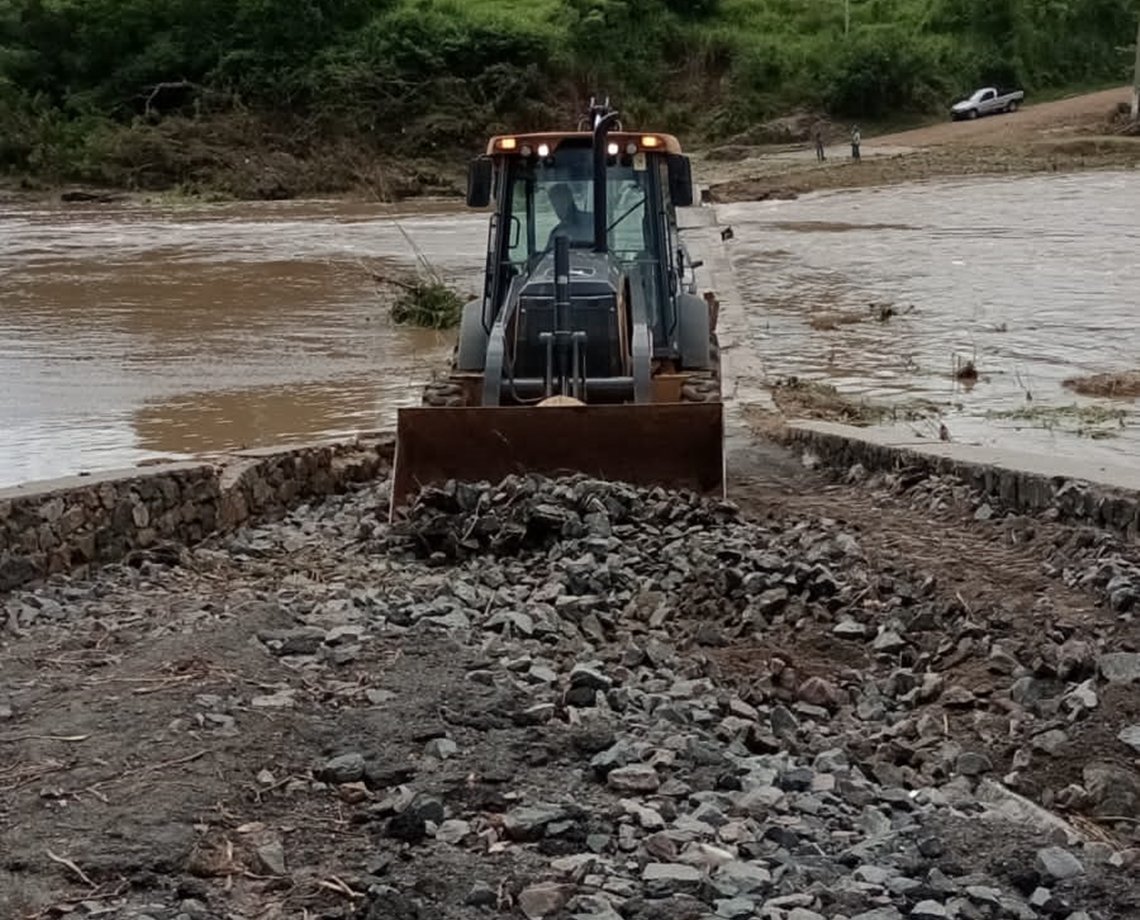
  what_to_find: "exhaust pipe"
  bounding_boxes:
[591,105,619,254]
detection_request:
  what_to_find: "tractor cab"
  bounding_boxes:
[466,123,699,362]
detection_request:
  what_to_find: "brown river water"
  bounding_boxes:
[1,172,1137,488]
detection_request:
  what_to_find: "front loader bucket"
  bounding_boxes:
[389,402,724,518]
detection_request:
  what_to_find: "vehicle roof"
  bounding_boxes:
[485,131,683,156]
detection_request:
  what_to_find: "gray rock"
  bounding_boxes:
[1098,652,1140,684]
[570,664,613,691]
[814,749,849,772]
[850,909,903,920]
[465,881,497,907]
[642,862,702,891]
[833,618,868,639]
[872,629,908,653]
[503,803,576,841]
[255,840,287,876]
[771,704,800,737]
[518,882,573,919]
[590,741,633,778]
[786,909,826,920]
[965,885,1002,906]
[1010,676,1064,708]
[797,676,841,709]
[956,752,993,776]
[715,898,757,919]
[1118,724,1140,754]
[319,752,365,784]
[714,860,772,894]
[1083,761,1140,817]
[1065,680,1098,711]
[853,865,893,885]
[751,587,789,614]
[765,895,815,910]
[486,611,535,635]
[1036,846,1085,880]
[424,737,458,760]
[434,819,470,844]
[1031,729,1068,755]
[910,900,950,919]
[856,805,893,837]
[606,764,659,793]
[250,688,297,710]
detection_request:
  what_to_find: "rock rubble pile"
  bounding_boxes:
[2,473,1138,920]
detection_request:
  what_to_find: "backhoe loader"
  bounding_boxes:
[389,99,723,514]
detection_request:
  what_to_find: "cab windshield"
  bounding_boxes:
[501,146,654,271]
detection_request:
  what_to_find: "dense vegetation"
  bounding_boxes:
[1,0,1136,194]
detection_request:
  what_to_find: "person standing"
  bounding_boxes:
[812,121,826,161]
[851,125,862,161]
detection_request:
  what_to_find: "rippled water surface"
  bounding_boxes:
[2,172,1137,488]
[721,171,1140,464]
[0,198,484,486]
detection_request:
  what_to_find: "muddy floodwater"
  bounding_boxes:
[2,171,1137,488]
[722,171,1140,464]
[0,198,482,486]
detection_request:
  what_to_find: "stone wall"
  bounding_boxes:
[782,422,1140,539]
[0,434,393,592]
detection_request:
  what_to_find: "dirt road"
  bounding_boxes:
[870,87,1133,148]
[706,86,1139,201]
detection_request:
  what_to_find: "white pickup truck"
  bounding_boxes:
[950,86,1025,120]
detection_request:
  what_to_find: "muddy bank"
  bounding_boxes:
[3,113,468,203]
[706,139,1140,203]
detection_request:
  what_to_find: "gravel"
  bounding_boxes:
[3,471,1140,920]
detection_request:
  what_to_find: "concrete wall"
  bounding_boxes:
[783,421,1140,539]
[0,435,393,592]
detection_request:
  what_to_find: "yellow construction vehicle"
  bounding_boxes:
[390,98,723,514]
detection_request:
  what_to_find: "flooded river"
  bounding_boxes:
[721,171,1140,464]
[1,171,1137,488]
[0,198,482,486]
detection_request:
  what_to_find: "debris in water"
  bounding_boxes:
[1062,370,1140,400]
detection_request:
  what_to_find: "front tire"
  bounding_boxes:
[681,334,723,403]
[968,109,979,120]
[422,379,467,407]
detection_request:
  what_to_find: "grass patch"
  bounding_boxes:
[986,403,1128,439]
[769,377,938,427]
[370,222,470,330]
[388,277,466,330]
[1062,370,1140,399]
